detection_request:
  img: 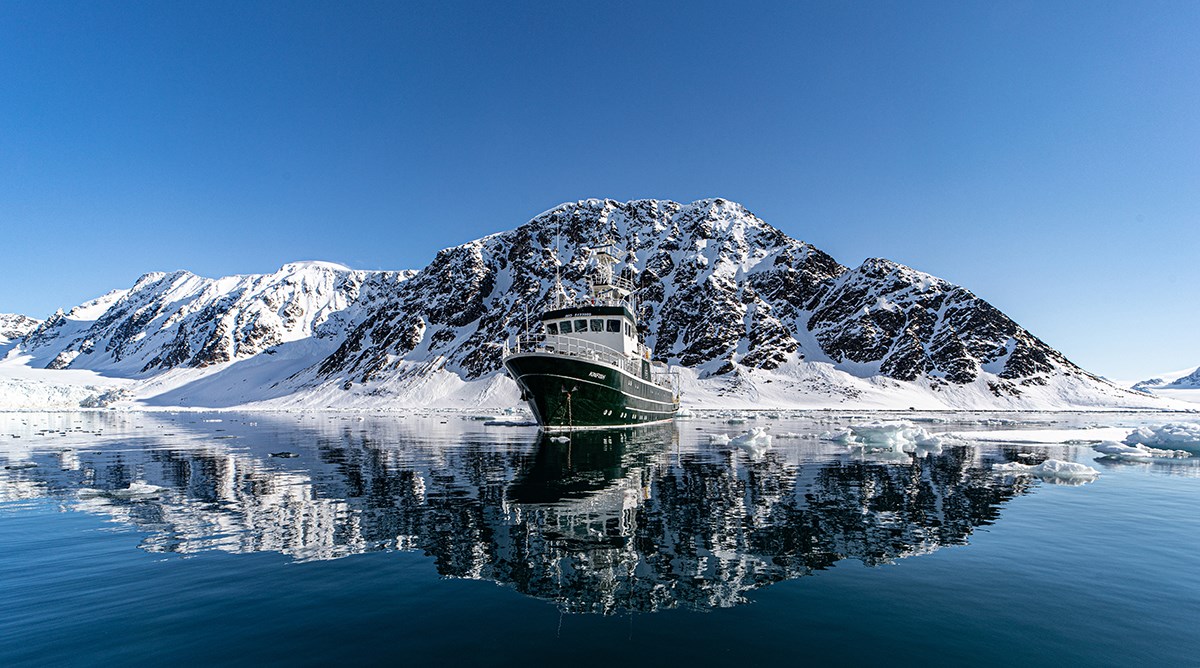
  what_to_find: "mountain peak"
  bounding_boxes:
[278,261,353,274]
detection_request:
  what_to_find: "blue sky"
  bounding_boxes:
[2,1,1196,379]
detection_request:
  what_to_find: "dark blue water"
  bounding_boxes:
[2,411,1198,666]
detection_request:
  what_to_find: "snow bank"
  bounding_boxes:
[1123,423,1200,453]
[1093,441,1191,461]
[992,459,1100,481]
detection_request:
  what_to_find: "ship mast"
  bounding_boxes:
[588,238,635,310]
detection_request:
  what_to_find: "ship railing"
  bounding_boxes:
[553,293,633,310]
[586,275,635,294]
[512,334,670,386]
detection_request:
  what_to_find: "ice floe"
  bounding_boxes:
[78,482,167,499]
[992,459,1100,482]
[729,427,772,457]
[1093,441,1191,461]
[1123,423,1200,453]
[482,419,538,427]
[819,420,959,458]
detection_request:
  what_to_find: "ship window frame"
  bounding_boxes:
[589,319,603,332]
[606,319,621,333]
[545,322,558,335]
[559,320,572,334]
[624,323,632,337]
[575,319,587,332]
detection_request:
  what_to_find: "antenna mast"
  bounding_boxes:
[553,220,564,307]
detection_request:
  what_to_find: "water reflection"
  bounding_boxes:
[1,417,1034,613]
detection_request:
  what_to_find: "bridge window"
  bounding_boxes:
[559,320,572,334]
[590,319,603,332]
[606,319,620,332]
[546,322,558,335]
[624,323,632,337]
[575,319,587,332]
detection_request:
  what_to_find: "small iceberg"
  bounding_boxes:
[992,459,1100,482]
[1093,441,1190,461]
[79,482,167,500]
[730,427,772,457]
[549,435,570,443]
[821,421,957,458]
[1123,424,1200,453]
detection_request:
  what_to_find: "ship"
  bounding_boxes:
[502,242,680,429]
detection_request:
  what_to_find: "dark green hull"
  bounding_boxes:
[503,352,677,429]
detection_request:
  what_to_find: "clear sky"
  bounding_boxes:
[1,1,1196,379]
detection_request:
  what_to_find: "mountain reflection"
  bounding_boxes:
[1,419,1031,613]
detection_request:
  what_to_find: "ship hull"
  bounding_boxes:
[503,352,677,429]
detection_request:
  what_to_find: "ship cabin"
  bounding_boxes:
[540,305,638,357]
[527,241,663,383]
[537,301,656,381]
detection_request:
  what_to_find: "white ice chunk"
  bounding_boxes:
[1123,423,1200,452]
[729,427,771,446]
[822,420,959,457]
[78,482,167,499]
[1093,441,1191,460]
[992,459,1100,481]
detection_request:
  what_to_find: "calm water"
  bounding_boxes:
[2,411,1198,667]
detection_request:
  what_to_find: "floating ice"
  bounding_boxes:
[820,420,957,457]
[79,482,167,499]
[992,459,1099,482]
[729,427,772,457]
[549,435,570,443]
[1123,424,1200,453]
[819,429,856,444]
[729,427,771,446]
[707,434,732,445]
[1093,441,1191,461]
[483,419,537,427]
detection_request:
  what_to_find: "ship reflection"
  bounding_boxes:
[1,420,1030,613]
[508,426,672,504]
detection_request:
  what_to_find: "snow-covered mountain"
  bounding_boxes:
[2,198,1175,410]
[1129,366,1200,406]
[0,314,41,345]
[1165,368,1200,389]
[22,262,410,373]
